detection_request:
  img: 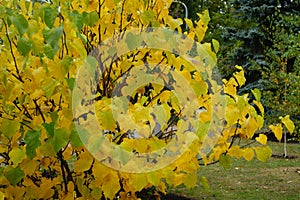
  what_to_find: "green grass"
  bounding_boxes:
[169,141,300,200]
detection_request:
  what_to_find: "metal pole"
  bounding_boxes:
[173,0,188,30]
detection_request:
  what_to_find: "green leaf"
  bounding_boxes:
[11,14,28,36]
[44,43,55,59]
[65,78,75,91]
[219,154,232,170]
[1,119,20,139]
[17,37,32,56]
[42,26,63,48]
[70,129,83,148]
[71,10,84,30]
[43,122,55,138]
[83,11,99,27]
[43,7,58,28]
[24,129,41,159]
[125,32,143,51]
[51,128,69,153]
[4,166,24,186]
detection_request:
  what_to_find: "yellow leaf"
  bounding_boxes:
[233,66,246,87]
[74,151,94,172]
[243,148,254,161]
[269,124,282,141]
[0,191,5,200]
[280,115,295,133]
[102,173,120,199]
[223,78,238,99]
[254,146,272,162]
[157,181,166,194]
[255,134,267,145]
[253,100,264,115]
[228,146,243,159]
[129,173,149,192]
[19,158,38,175]
[147,171,162,186]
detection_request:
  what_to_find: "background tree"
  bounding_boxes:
[0,0,290,199]
[174,0,300,138]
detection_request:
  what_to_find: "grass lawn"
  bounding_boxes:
[169,141,300,200]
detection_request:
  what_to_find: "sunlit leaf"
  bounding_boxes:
[269,124,283,141]
[233,65,246,87]
[255,134,267,145]
[280,115,295,133]
[243,148,254,161]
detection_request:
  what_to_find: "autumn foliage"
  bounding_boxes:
[0,0,293,199]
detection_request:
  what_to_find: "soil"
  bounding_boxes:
[162,193,195,200]
[271,154,298,159]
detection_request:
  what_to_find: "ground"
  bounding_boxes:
[169,141,300,200]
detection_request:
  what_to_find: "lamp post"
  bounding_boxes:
[173,0,188,30]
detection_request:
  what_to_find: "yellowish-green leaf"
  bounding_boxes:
[251,88,261,101]
[219,154,232,170]
[9,148,26,167]
[212,39,219,53]
[183,171,197,189]
[199,176,210,191]
[280,115,295,133]
[269,124,283,141]
[1,119,20,139]
[255,134,267,145]
[254,146,272,162]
